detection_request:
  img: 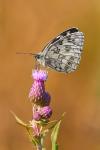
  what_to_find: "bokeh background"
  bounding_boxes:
[0,0,100,150]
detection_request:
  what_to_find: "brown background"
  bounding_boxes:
[0,0,100,150]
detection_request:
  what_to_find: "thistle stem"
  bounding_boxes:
[36,135,45,150]
[36,144,42,150]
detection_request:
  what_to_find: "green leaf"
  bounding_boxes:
[51,120,61,150]
[11,111,40,147]
[48,112,66,130]
[26,127,39,146]
[52,143,58,150]
[38,119,49,126]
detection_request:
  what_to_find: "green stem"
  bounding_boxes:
[36,135,46,150]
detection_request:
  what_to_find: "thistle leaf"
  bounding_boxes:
[11,111,40,146]
[11,111,29,127]
[26,127,39,146]
[51,120,61,150]
[48,112,66,130]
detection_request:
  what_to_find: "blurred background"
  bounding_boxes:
[0,0,100,149]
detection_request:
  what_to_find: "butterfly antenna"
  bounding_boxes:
[16,52,36,56]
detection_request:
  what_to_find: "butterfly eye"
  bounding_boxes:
[35,55,40,59]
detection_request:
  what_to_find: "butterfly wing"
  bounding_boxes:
[42,27,84,73]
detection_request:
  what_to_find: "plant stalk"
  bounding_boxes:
[36,144,42,150]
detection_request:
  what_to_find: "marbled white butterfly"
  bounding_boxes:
[17,27,84,73]
[35,27,84,73]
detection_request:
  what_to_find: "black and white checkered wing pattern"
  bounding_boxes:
[42,27,84,73]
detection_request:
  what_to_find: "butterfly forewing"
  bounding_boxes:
[41,27,84,73]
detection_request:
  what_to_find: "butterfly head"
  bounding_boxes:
[35,52,45,66]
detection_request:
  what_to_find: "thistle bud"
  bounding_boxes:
[39,106,52,119]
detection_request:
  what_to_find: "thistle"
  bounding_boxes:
[12,68,65,150]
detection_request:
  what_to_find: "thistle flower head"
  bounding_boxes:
[30,69,52,123]
[29,69,51,106]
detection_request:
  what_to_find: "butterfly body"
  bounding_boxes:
[35,27,84,73]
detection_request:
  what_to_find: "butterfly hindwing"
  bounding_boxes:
[42,27,84,73]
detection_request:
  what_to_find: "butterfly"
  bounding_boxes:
[17,27,84,73]
[35,27,84,73]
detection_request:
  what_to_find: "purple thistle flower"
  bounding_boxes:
[29,69,51,106]
[32,69,48,81]
[30,69,52,123]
